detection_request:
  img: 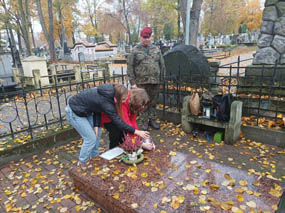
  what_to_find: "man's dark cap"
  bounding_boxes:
[140,27,152,38]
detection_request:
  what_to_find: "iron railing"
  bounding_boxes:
[1,58,284,140]
[0,69,128,140]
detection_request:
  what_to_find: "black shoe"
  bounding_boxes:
[149,120,160,130]
[141,122,149,131]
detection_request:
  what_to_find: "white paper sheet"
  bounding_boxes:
[99,147,124,160]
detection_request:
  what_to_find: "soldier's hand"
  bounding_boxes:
[131,84,137,89]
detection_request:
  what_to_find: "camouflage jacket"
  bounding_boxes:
[127,44,166,85]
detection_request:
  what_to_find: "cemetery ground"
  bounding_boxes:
[0,120,284,212]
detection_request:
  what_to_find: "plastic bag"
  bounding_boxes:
[189,93,200,115]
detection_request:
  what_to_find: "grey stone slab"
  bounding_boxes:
[261,21,274,34]
[253,47,280,64]
[263,6,278,21]
[272,34,285,53]
[257,34,273,48]
[70,149,283,213]
[274,17,285,36]
[276,1,285,17]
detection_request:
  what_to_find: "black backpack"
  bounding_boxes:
[213,94,233,122]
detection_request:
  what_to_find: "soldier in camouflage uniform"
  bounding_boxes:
[127,27,166,130]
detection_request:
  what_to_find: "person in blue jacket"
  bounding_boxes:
[65,83,150,165]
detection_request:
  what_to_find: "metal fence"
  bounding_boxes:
[159,57,285,129]
[1,57,284,140]
[0,69,128,140]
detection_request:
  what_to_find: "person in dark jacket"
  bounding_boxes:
[65,84,150,165]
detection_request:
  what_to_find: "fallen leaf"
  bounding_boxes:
[210,184,220,191]
[113,193,119,199]
[141,173,148,178]
[60,207,68,212]
[246,201,256,208]
[237,195,244,202]
[232,206,243,213]
[161,197,171,204]
[239,180,248,186]
[131,203,138,209]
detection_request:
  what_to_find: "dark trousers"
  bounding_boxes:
[137,84,160,123]
[104,122,124,149]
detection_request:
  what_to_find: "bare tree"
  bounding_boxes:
[36,0,56,61]
[17,0,32,56]
[179,0,203,47]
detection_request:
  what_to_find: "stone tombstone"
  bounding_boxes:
[225,35,231,45]
[32,69,40,88]
[254,0,285,64]
[78,52,85,63]
[231,34,239,44]
[163,44,211,86]
[21,56,49,86]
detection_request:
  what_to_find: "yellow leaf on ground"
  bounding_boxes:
[151,187,158,192]
[246,201,256,208]
[239,180,248,186]
[272,205,278,210]
[254,192,261,197]
[210,184,220,191]
[178,195,185,203]
[232,206,243,213]
[131,203,138,209]
[170,198,180,209]
[141,173,148,178]
[237,195,244,202]
[5,190,12,195]
[220,203,231,210]
[205,169,211,173]
[235,187,245,193]
[60,207,68,212]
[161,197,171,204]
[153,203,158,209]
[113,170,120,175]
[169,151,176,156]
[113,193,119,199]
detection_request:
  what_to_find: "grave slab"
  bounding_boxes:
[69,148,283,212]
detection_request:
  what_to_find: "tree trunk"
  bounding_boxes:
[190,0,203,47]
[122,0,131,44]
[58,8,66,49]
[179,0,203,46]
[177,0,181,40]
[72,32,76,45]
[48,0,56,61]
[36,0,56,61]
[17,29,23,54]
[25,0,36,49]
[18,0,32,56]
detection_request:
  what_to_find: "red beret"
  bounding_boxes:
[140,27,152,38]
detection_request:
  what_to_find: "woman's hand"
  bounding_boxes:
[142,142,153,150]
[134,130,150,139]
[94,127,99,137]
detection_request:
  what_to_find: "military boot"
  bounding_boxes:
[141,121,149,131]
[149,120,160,130]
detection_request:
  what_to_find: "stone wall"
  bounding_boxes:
[253,0,285,64]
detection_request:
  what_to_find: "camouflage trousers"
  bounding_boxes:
[137,84,160,123]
